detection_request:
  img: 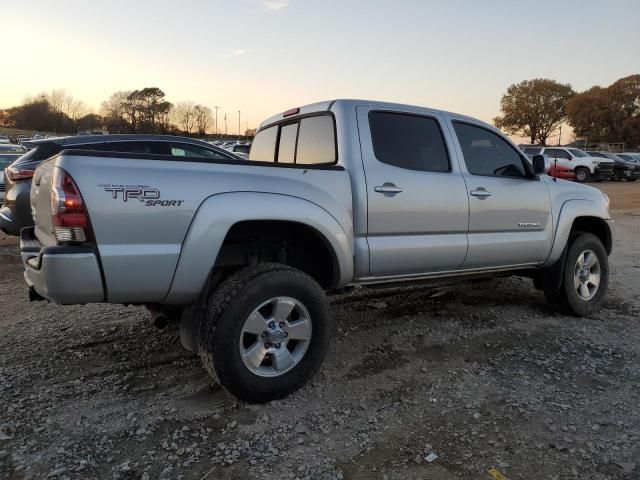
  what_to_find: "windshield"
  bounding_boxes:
[568,148,588,157]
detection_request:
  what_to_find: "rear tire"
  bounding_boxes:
[544,233,608,317]
[574,167,590,183]
[199,263,330,403]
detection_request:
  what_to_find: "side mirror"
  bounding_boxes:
[532,155,546,174]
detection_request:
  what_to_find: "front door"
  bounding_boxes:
[543,148,572,170]
[449,120,553,268]
[357,106,469,277]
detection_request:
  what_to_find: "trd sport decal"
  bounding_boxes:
[100,184,184,207]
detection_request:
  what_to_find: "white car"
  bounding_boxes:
[522,147,614,182]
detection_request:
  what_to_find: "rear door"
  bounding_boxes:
[450,120,552,268]
[358,106,469,277]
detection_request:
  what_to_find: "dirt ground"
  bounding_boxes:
[1,183,639,480]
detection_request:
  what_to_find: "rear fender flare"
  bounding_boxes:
[163,192,354,304]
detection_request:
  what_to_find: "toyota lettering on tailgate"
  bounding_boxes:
[100,184,184,207]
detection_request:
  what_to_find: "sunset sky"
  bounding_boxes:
[1,0,639,137]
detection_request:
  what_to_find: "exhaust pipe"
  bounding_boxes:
[147,305,168,329]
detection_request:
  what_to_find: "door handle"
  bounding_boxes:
[470,188,492,198]
[374,183,403,195]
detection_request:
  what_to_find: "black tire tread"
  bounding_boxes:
[544,232,608,317]
[198,263,329,402]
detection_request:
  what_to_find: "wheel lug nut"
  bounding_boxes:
[265,343,271,348]
[284,332,288,338]
[275,343,281,349]
[279,322,284,328]
[268,321,275,329]
[261,332,267,338]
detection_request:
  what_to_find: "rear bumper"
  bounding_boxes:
[21,227,105,304]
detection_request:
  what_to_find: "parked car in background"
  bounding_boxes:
[518,149,576,180]
[22,99,612,402]
[587,151,639,182]
[228,142,251,159]
[0,135,11,144]
[619,153,640,163]
[523,147,614,182]
[548,162,577,180]
[0,154,23,205]
[0,135,242,235]
[0,144,26,154]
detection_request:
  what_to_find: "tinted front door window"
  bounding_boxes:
[453,122,527,178]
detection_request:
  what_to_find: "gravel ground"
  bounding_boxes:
[1,186,639,480]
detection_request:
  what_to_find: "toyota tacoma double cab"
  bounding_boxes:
[22,100,613,402]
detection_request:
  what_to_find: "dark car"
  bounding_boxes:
[0,154,23,205]
[587,151,638,182]
[0,144,27,154]
[0,134,242,235]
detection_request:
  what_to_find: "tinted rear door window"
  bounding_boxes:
[369,112,450,172]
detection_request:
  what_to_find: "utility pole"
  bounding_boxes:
[238,110,241,139]
[224,113,227,135]
[214,106,219,136]
[558,125,562,146]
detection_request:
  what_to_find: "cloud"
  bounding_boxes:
[222,49,248,59]
[248,0,289,13]
[261,0,289,10]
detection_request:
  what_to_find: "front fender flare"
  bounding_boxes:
[543,198,611,268]
[163,192,354,304]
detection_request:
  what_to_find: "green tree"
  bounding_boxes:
[494,79,575,145]
[567,74,640,148]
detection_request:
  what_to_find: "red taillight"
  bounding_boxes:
[5,165,35,181]
[51,167,93,243]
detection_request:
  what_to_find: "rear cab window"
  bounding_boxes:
[249,114,336,166]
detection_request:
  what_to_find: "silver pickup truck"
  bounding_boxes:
[22,99,613,402]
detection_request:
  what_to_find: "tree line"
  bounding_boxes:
[0,87,235,137]
[494,74,640,148]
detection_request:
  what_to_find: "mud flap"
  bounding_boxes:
[179,268,225,353]
[534,245,568,292]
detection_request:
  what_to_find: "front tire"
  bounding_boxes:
[574,167,590,183]
[199,263,330,403]
[544,233,608,316]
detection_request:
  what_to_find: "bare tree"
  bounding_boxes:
[173,102,196,135]
[100,91,133,133]
[193,105,212,136]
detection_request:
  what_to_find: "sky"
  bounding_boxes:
[1,0,639,138]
